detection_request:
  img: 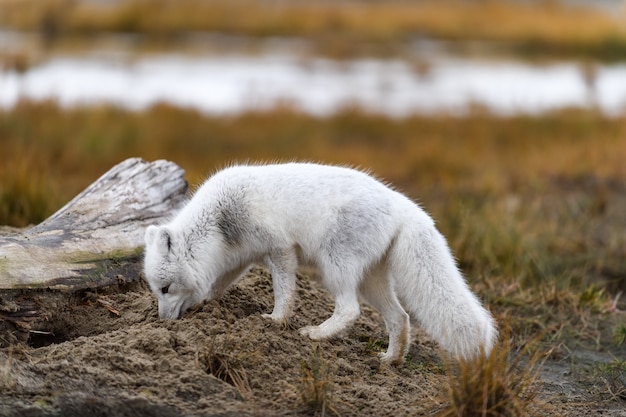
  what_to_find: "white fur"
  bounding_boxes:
[143,163,497,364]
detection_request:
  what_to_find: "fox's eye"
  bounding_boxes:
[161,285,170,294]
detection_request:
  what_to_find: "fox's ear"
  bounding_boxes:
[145,225,172,255]
[145,225,158,245]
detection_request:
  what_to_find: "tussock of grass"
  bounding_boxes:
[200,341,252,397]
[439,327,544,417]
[0,0,624,60]
[299,345,337,416]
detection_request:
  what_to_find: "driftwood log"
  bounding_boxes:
[0,158,187,345]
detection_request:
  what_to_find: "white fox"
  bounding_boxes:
[143,163,496,364]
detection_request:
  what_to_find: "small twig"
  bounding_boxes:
[96,297,121,316]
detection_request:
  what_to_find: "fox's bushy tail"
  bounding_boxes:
[390,214,497,360]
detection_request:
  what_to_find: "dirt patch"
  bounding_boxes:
[0,267,625,416]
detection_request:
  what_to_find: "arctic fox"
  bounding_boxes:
[143,163,496,364]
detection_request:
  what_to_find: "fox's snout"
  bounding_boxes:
[158,303,182,320]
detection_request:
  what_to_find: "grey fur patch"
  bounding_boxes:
[214,189,252,246]
[325,198,392,266]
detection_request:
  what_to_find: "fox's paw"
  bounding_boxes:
[261,313,286,323]
[299,325,325,340]
[377,351,404,366]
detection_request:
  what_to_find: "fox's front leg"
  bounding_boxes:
[262,249,298,323]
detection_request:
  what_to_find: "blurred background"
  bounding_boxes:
[1,0,626,310]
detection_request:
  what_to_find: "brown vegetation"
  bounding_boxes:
[2,102,626,214]
[0,0,625,59]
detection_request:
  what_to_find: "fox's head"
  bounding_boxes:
[143,225,204,319]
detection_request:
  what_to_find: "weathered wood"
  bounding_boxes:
[0,158,187,345]
[0,158,187,290]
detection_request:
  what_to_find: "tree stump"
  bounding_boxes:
[0,158,188,345]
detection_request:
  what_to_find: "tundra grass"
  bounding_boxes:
[201,345,252,398]
[2,102,625,200]
[438,326,544,417]
[0,0,625,61]
[299,344,337,416]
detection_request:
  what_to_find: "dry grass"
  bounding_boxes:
[2,102,625,204]
[200,340,252,397]
[0,157,60,227]
[438,326,545,417]
[299,345,338,416]
[0,0,625,59]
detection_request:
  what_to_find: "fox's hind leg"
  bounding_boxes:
[262,248,298,323]
[359,263,410,365]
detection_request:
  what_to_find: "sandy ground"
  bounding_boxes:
[0,266,625,416]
